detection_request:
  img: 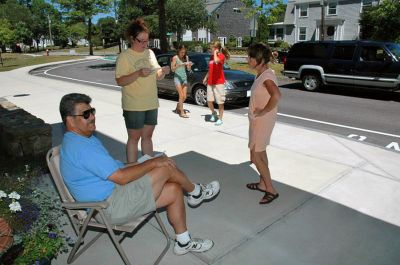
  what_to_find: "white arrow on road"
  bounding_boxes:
[386,142,400,152]
[348,134,367,141]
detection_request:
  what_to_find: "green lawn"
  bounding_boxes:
[0,53,84,72]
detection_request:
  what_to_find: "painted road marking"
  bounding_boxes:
[278,113,400,138]
[386,142,400,152]
[43,59,120,88]
[348,134,367,141]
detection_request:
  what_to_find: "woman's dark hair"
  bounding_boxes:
[59,93,92,125]
[177,44,187,61]
[247,43,272,66]
[125,18,149,41]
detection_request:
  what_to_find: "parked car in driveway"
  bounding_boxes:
[156,53,255,106]
[283,40,400,92]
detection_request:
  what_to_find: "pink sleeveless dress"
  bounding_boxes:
[248,68,278,152]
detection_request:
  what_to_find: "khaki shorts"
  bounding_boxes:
[207,84,226,104]
[105,176,156,225]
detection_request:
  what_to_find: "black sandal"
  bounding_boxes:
[259,192,279,205]
[246,183,266,192]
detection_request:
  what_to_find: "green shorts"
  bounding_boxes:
[105,176,156,225]
[123,109,158,129]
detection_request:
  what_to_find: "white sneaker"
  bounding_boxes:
[174,238,214,255]
[215,119,223,126]
[187,181,220,208]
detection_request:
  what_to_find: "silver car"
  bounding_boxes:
[156,53,255,106]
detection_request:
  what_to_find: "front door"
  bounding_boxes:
[325,25,336,40]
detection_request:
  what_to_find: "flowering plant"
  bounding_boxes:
[0,163,68,264]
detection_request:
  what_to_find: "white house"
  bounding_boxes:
[268,0,380,45]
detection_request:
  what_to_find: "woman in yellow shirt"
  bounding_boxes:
[115,18,170,163]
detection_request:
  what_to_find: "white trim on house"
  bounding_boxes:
[299,4,309,17]
[298,27,307,41]
[327,1,338,16]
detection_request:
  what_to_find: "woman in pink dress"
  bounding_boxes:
[246,43,281,204]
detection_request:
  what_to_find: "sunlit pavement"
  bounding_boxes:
[1,59,399,265]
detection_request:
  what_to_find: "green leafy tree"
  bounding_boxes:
[166,0,208,42]
[30,0,60,51]
[359,0,400,42]
[97,17,119,46]
[0,0,32,26]
[55,0,112,55]
[0,19,15,48]
[14,22,33,48]
[68,22,87,46]
[241,0,285,42]
[52,22,70,47]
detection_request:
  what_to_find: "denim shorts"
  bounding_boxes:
[123,109,158,129]
[174,75,188,86]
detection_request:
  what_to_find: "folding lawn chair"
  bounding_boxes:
[46,145,171,265]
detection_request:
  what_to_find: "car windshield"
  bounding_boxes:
[189,54,231,72]
[386,43,400,60]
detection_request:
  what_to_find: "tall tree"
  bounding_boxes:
[97,16,119,46]
[158,0,168,52]
[14,21,33,47]
[30,0,59,51]
[0,19,15,47]
[241,0,285,42]
[55,0,112,55]
[165,0,208,42]
[0,0,32,26]
[359,0,400,42]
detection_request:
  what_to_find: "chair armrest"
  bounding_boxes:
[62,201,109,209]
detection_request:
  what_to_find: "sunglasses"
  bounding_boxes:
[70,108,96,119]
[135,38,149,44]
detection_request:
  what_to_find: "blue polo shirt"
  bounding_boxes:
[60,132,124,202]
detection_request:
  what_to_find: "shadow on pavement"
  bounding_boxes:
[50,123,400,265]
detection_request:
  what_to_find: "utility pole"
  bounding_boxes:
[320,0,325,41]
[113,0,122,53]
[48,14,53,47]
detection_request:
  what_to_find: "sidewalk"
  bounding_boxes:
[1,60,400,265]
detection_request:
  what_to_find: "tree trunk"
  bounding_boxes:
[158,0,168,52]
[88,17,93,56]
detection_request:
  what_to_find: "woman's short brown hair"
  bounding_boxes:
[247,43,272,66]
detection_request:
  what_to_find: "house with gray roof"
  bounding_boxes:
[268,0,379,46]
[182,0,256,47]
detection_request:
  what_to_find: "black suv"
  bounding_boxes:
[283,40,400,92]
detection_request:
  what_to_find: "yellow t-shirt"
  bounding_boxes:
[115,49,161,111]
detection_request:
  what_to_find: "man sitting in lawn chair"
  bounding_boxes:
[59,93,220,255]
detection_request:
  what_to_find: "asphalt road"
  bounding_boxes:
[30,59,400,153]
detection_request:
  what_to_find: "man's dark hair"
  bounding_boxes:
[59,93,92,125]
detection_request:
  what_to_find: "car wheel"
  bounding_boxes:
[193,85,207,106]
[302,73,321,91]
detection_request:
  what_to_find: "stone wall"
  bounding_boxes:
[0,98,52,159]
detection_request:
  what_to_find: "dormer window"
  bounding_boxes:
[327,1,337,15]
[233,7,241,13]
[299,4,308,17]
[361,0,373,12]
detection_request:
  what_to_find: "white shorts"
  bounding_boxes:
[207,84,226,104]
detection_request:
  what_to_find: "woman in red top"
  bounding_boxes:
[203,41,230,126]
